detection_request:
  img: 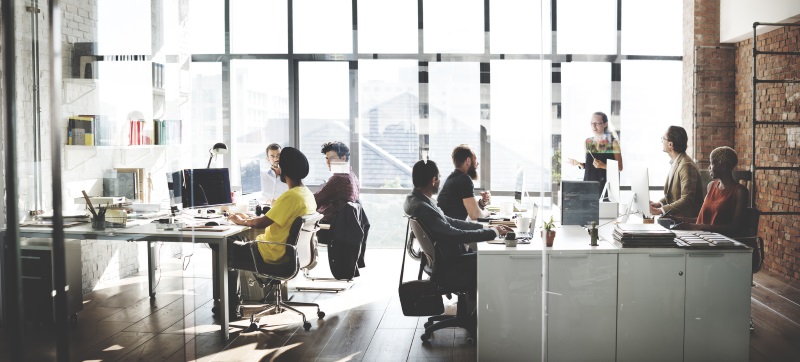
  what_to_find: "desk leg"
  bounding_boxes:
[218,240,229,341]
[147,241,157,298]
[212,245,220,302]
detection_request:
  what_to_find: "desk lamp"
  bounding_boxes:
[207,142,228,168]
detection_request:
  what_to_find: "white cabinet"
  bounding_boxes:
[617,253,686,362]
[547,253,617,362]
[684,252,751,362]
[478,253,542,362]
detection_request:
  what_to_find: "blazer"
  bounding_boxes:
[403,189,497,260]
[327,201,369,280]
[659,153,704,218]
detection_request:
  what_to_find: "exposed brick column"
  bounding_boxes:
[683,0,736,168]
[734,24,800,282]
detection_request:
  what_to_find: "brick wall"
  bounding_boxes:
[734,23,800,282]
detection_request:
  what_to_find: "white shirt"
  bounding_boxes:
[260,167,289,203]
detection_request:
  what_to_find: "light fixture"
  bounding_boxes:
[207,142,228,168]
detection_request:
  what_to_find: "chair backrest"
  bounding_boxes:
[291,213,323,270]
[408,218,438,278]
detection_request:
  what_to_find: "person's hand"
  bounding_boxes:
[649,205,663,215]
[567,158,580,166]
[228,213,249,225]
[493,225,511,236]
[650,201,662,208]
[480,191,491,205]
[593,159,606,169]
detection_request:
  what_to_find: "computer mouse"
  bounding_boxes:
[205,221,220,226]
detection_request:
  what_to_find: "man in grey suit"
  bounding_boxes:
[650,126,704,218]
[404,159,510,292]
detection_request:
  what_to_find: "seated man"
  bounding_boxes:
[315,141,360,243]
[437,144,491,221]
[404,159,509,295]
[260,143,289,205]
[224,147,317,318]
[672,146,748,237]
[649,126,704,218]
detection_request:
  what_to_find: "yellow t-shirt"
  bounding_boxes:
[256,186,317,263]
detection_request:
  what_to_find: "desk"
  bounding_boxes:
[10,222,249,342]
[477,223,752,361]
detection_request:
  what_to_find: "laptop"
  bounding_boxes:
[514,203,539,239]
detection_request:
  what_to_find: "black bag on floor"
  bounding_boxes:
[398,217,443,316]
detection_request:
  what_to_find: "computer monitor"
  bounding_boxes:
[172,168,233,208]
[514,166,524,205]
[630,167,651,218]
[604,159,620,203]
[240,159,261,195]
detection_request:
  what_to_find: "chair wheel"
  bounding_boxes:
[420,333,431,342]
[245,323,259,333]
[424,321,433,329]
[466,337,475,345]
[303,322,312,331]
[318,311,326,319]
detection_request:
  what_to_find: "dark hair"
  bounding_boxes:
[593,111,609,124]
[412,160,439,188]
[321,141,350,161]
[451,144,474,167]
[666,126,688,153]
[266,143,281,152]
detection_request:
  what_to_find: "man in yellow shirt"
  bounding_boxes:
[222,147,317,319]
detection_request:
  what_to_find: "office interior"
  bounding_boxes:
[0,0,799,361]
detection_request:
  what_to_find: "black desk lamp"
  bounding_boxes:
[207,142,228,168]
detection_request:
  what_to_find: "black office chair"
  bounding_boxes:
[732,207,765,332]
[235,213,325,332]
[407,217,476,344]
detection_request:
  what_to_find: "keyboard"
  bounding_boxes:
[515,231,533,239]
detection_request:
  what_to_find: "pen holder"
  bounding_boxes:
[91,215,105,230]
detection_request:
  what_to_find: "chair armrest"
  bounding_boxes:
[245,241,300,281]
[318,224,330,230]
[251,240,298,252]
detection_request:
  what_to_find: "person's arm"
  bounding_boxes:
[463,197,487,220]
[229,213,275,229]
[417,205,498,243]
[314,175,343,207]
[661,164,701,216]
[613,140,623,171]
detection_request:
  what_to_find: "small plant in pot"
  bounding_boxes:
[542,216,557,247]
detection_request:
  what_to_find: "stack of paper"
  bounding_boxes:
[613,223,676,248]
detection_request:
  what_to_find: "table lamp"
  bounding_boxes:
[207,142,228,168]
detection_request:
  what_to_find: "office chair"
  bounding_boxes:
[733,206,765,332]
[236,213,325,332]
[407,217,476,344]
[298,202,369,292]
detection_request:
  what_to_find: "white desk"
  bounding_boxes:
[10,222,249,342]
[477,223,752,362]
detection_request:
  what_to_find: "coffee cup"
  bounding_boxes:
[504,233,517,247]
[515,216,532,233]
[657,217,675,228]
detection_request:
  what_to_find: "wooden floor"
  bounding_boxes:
[2,247,799,361]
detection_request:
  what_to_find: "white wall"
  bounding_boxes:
[721,0,800,43]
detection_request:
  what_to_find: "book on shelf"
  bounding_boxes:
[67,116,95,145]
[153,119,182,145]
[128,119,151,145]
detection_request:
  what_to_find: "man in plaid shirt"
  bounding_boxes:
[315,141,361,243]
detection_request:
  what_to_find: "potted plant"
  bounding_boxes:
[542,216,557,247]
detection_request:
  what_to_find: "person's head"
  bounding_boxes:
[709,146,738,179]
[266,143,281,168]
[278,147,309,184]
[591,112,609,134]
[412,159,441,194]
[451,144,478,180]
[662,126,688,154]
[321,141,350,171]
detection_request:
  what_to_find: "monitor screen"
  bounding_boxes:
[174,168,233,208]
[631,167,651,218]
[605,159,620,203]
[240,159,261,195]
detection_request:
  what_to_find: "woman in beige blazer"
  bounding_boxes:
[649,126,704,218]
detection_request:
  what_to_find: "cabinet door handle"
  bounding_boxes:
[649,253,683,257]
[510,255,539,259]
[551,254,589,258]
[21,255,41,260]
[688,253,724,257]
[21,276,42,280]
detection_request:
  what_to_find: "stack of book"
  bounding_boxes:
[129,119,149,145]
[613,223,677,248]
[67,116,96,145]
[153,119,182,145]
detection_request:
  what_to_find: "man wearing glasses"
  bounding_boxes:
[649,126,704,218]
[260,143,288,205]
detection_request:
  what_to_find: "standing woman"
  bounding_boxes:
[568,112,623,189]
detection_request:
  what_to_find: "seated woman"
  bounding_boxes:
[672,146,748,237]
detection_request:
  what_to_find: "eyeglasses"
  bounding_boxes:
[590,122,604,126]
[325,156,342,161]
[660,136,668,142]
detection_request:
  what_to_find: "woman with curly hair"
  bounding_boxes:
[672,146,748,237]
